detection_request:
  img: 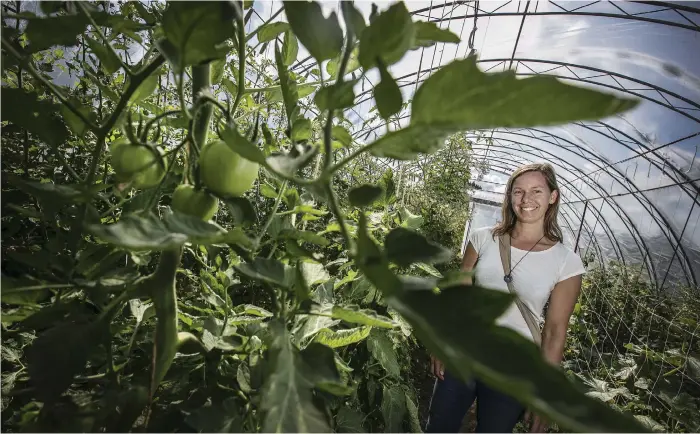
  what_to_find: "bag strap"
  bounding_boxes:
[498,233,543,346]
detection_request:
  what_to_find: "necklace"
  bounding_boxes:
[503,234,546,283]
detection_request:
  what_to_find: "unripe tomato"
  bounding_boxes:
[171,184,219,221]
[198,140,259,197]
[110,139,167,189]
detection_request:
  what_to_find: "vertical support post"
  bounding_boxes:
[574,200,589,253]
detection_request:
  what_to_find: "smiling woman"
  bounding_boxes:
[426,163,586,433]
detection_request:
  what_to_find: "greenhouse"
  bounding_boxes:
[1,1,699,433]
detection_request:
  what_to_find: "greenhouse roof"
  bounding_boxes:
[245,0,700,292]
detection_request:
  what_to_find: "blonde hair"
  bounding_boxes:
[492,163,563,243]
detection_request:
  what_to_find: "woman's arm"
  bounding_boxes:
[460,242,479,285]
[541,274,582,366]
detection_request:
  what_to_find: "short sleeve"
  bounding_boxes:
[468,227,491,255]
[558,248,586,283]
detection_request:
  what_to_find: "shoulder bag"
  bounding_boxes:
[498,234,543,346]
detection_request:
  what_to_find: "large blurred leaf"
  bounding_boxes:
[314,326,371,348]
[381,385,407,433]
[26,320,106,403]
[411,55,639,128]
[283,1,343,62]
[358,2,414,69]
[367,329,400,377]
[261,322,331,432]
[158,2,236,71]
[385,227,453,267]
[2,88,69,146]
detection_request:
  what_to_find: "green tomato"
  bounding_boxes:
[171,184,219,221]
[198,140,259,197]
[110,139,167,189]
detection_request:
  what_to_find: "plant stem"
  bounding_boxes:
[76,1,132,75]
[325,183,353,251]
[1,37,99,133]
[256,180,288,249]
[329,140,381,175]
[232,12,247,114]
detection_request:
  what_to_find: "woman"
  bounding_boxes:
[425,163,586,433]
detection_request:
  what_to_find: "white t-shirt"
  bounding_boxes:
[468,226,586,341]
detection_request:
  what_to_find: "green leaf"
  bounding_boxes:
[282,30,299,66]
[222,197,258,226]
[0,275,49,306]
[25,14,90,52]
[257,21,290,43]
[368,124,448,160]
[283,1,343,62]
[223,77,238,97]
[301,262,331,286]
[411,55,640,129]
[367,329,401,377]
[375,61,403,119]
[314,80,357,112]
[335,407,365,433]
[301,342,347,394]
[129,73,158,103]
[60,100,97,138]
[405,392,422,433]
[326,47,361,79]
[398,207,423,229]
[349,184,383,208]
[275,43,299,125]
[186,397,242,433]
[26,321,106,402]
[382,283,646,433]
[314,326,371,348]
[210,59,226,84]
[234,258,291,288]
[6,174,103,204]
[159,2,235,71]
[358,2,414,69]
[279,229,330,247]
[266,145,319,177]
[291,118,312,141]
[331,125,352,147]
[385,227,453,267]
[85,36,122,74]
[322,304,397,329]
[219,121,266,164]
[342,2,366,39]
[413,21,460,47]
[354,214,403,298]
[261,322,331,432]
[240,304,273,317]
[381,385,407,433]
[1,88,69,146]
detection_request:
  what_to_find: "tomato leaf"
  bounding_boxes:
[331,125,352,147]
[283,1,343,62]
[274,43,299,126]
[374,61,403,119]
[2,88,69,147]
[218,121,267,164]
[159,2,236,71]
[261,322,331,432]
[257,21,290,43]
[314,326,371,348]
[358,2,414,69]
[210,59,226,84]
[328,305,397,329]
[234,258,292,288]
[85,36,122,74]
[185,397,242,433]
[412,55,640,129]
[367,329,401,377]
[282,30,299,66]
[413,21,460,47]
[342,2,366,39]
[279,229,330,247]
[385,227,453,267]
[335,407,365,433]
[314,80,357,112]
[381,385,407,433]
[291,118,312,142]
[349,184,383,208]
[129,74,159,103]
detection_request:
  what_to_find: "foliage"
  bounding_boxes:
[562,262,700,433]
[1,1,645,433]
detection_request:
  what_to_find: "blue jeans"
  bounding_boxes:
[425,371,525,433]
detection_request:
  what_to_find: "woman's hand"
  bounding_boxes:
[430,355,445,380]
[525,410,548,433]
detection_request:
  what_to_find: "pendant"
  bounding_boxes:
[504,274,513,283]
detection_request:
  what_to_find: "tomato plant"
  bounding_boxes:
[1,1,647,432]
